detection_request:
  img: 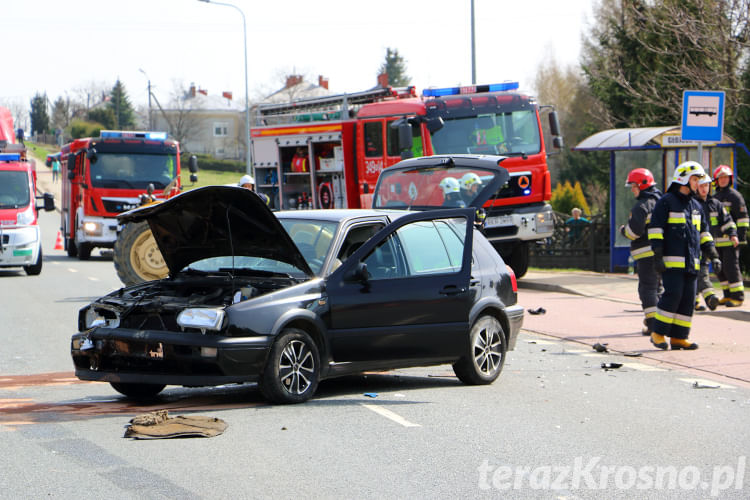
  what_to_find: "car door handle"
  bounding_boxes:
[440,285,467,295]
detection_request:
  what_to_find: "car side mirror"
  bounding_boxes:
[36,192,55,212]
[346,262,370,284]
[86,148,98,164]
[67,170,75,180]
[188,155,199,173]
[548,111,561,137]
[552,136,564,149]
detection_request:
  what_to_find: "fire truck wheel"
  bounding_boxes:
[114,221,168,286]
[509,242,529,278]
[77,242,92,260]
[66,237,77,257]
[24,248,43,275]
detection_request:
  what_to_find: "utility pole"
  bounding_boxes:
[471,0,476,84]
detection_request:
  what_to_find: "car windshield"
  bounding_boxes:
[373,165,496,210]
[430,110,541,156]
[0,170,30,209]
[182,218,338,277]
[89,153,176,189]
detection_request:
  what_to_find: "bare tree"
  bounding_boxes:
[0,98,28,131]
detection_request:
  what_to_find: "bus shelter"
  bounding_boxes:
[573,126,745,271]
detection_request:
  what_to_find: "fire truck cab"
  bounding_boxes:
[60,131,182,260]
[0,148,56,275]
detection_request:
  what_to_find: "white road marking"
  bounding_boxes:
[88,277,99,281]
[677,378,735,389]
[67,268,78,273]
[361,404,420,427]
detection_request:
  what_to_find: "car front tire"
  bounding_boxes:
[260,328,320,404]
[110,382,166,399]
[453,315,507,385]
[24,247,43,275]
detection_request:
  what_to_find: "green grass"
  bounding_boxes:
[24,142,58,162]
[180,168,242,190]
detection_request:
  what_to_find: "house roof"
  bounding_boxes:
[263,81,331,104]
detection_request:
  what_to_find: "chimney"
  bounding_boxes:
[285,74,303,88]
[377,72,389,88]
[318,75,329,90]
[189,83,196,98]
[198,88,208,96]
[222,91,233,100]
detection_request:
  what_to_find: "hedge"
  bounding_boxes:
[180,153,244,173]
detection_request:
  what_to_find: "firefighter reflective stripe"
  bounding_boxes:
[709,211,719,226]
[729,281,745,292]
[624,223,639,240]
[648,227,663,240]
[694,257,700,270]
[700,231,713,245]
[655,308,675,324]
[656,309,693,328]
[672,312,693,328]
[664,256,685,268]
[702,288,716,298]
[738,217,750,228]
[668,212,686,223]
[644,306,657,319]
[720,281,729,290]
[715,236,733,247]
[721,220,737,233]
[631,245,654,259]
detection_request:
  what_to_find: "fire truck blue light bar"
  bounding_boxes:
[100,131,168,140]
[0,153,21,161]
[422,82,519,97]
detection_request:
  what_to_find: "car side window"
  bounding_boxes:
[363,233,405,279]
[397,217,466,275]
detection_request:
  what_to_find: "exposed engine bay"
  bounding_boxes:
[81,273,299,333]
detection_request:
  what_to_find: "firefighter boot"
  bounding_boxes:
[694,297,706,312]
[724,299,743,308]
[641,318,651,336]
[650,333,668,350]
[706,294,720,311]
[670,338,699,350]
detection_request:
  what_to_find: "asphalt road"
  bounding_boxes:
[1,209,749,499]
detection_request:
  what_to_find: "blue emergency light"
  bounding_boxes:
[0,153,21,162]
[422,82,520,97]
[100,130,167,140]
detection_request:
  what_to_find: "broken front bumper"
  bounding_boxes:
[71,327,273,387]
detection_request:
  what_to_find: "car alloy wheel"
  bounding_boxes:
[453,315,507,385]
[260,328,320,404]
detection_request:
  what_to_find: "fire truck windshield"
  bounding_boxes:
[0,170,30,209]
[430,110,541,157]
[89,153,177,189]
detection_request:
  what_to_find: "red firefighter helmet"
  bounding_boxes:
[625,168,655,189]
[712,165,733,181]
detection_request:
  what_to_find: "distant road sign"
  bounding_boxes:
[681,90,725,142]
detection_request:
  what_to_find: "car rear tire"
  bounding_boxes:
[259,328,320,404]
[24,248,43,275]
[110,382,166,399]
[453,315,507,385]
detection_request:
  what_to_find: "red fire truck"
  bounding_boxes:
[0,109,56,275]
[60,131,183,260]
[251,82,562,276]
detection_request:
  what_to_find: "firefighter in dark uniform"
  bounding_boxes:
[694,174,737,310]
[712,165,748,307]
[647,162,721,350]
[620,168,662,335]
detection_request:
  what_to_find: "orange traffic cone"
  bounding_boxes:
[54,230,64,251]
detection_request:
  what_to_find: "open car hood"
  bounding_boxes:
[118,186,314,277]
[371,154,509,210]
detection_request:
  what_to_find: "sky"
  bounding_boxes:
[1,0,594,125]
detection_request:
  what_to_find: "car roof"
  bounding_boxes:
[275,208,408,223]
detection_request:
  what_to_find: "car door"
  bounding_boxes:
[325,208,475,363]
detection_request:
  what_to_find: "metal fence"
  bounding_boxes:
[529,211,610,272]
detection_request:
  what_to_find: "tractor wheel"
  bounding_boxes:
[114,221,168,286]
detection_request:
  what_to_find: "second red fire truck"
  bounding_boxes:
[251,82,562,276]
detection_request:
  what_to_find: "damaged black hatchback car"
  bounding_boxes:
[71,155,524,403]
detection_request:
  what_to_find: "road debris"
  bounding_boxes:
[527,307,546,315]
[364,393,378,398]
[592,343,609,353]
[692,381,720,389]
[623,351,643,357]
[600,362,623,371]
[124,410,227,439]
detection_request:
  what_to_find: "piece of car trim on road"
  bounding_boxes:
[678,377,735,389]
[361,404,421,427]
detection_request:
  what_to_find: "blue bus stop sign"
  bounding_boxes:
[681,90,725,142]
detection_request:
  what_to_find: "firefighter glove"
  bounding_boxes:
[711,258,722,275]
[653,248,666,273]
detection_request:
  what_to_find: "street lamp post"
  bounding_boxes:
[139,68,153,130]
[198,0,252,176]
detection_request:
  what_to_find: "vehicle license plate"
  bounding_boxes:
[486,215,513,227]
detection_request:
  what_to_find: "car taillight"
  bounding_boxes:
[506,265,517,292]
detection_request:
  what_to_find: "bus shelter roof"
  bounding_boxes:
[572,126,678,151]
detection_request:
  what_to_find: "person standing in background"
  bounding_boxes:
[712,165,748,307]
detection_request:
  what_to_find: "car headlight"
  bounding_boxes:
[177,308,226,331]
[84,307,120,329]
[83,222,103,236]
[16,206,35,225]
